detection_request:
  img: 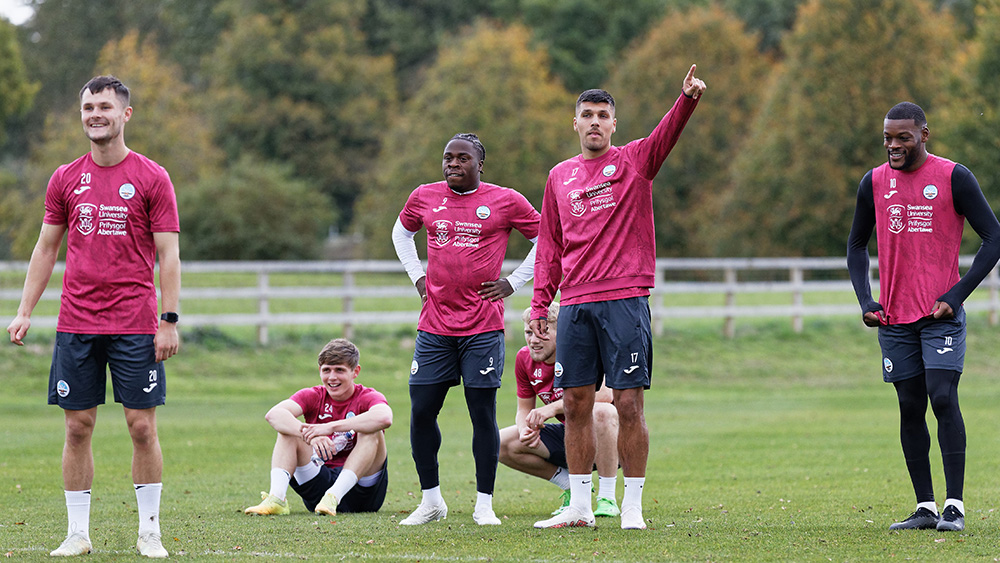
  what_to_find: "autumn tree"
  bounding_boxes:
[607,5,773,257]
[352,21,575,258]
[716,0,959,256]
[206,0,397,230]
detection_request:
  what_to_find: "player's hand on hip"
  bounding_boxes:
[478,278,514,302]
[932,300,954,319]
[862,310,885,327]
[154,322,179,362]
[682,64,706,99]
[7,315,30,345]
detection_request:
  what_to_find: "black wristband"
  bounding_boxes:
[160,312,179,323]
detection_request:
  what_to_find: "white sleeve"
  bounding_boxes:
[504,237,537,293]
[392,217,425,285]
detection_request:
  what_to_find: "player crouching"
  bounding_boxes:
[244,339,392,516]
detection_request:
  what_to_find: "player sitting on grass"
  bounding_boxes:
[499,304,620,518]
[244,338,392,516]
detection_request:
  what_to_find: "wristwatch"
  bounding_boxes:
[160,312,179,323]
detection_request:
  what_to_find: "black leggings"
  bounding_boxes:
[892,369,965,502]
[409,383,499,494]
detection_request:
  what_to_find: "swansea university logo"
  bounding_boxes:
[75,203,98,236]
[887,204,905,234]
[568,189,587,217]
[431,219,452,247]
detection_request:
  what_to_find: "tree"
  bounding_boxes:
[206,0,397,230]
[936,0,1000,232]
[352,21,575,258]
[607,5,774,257]
[716,0,959,256]
[0,17,37,147]
[179,156,333,259]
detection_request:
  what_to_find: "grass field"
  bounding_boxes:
[3,317,1000,561]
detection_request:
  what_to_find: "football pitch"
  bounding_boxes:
[3,317,1000,561]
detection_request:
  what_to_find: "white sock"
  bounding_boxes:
[598,475,617,500]
[569,474,593,512]
[65,490,91,538]
[549,467,570,490]
[328,469,358,502]
[269,468,291,500]
[422,486,444,506]
[944,498,965,515]
[622,477,645,510]
[134,483,162,536]
[475,492,493,513]
[917,500,939,515]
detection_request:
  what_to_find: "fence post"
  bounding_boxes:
[791,266,804,333]
[257,270,269,346]
[343,270,355,340]
[723,267,736,339]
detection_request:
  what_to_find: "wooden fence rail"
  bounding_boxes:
[3,257,997,344]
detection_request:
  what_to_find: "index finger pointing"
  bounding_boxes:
[686,64,697,81]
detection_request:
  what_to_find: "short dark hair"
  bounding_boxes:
[80,75,130,107]
[318,338,360,369]
[576,89,615,111]
[450,132,485,162]
[885,102,926,127]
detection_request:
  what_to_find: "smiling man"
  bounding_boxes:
[244,339,392,518]
[7,75,179,558]
[847,101,1000,532]
[392,133,540,526]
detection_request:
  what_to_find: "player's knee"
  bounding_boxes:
[593,404,619,428]
[64,417,95,444]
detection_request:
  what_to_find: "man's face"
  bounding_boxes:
[319,363,360,401]
[524,320,557,364]
[883,118,928,171]
[80,87,131,145]
[441,138,482,192]
[574,102,616,157]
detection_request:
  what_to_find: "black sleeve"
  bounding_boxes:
[937,164,1000,309]
[846,170,882,314]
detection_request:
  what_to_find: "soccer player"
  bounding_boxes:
[847,102,1000,532]
[244,339,392,517]
[6,76,180,558]
[392,133,540,525]
[499,304,620,518]
[531,65,706,530]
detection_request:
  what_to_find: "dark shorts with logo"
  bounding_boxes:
[48,332,165,410]
[409,330,504,388]
[539,423,568,469]
[877,307,966,383]
[291,459,389,513]
[555,296,652,390]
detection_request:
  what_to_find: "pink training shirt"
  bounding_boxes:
[514,346,564,421]
[43,151,179,334]
[532,93,699,319]
[290,383,388,468]
[399,181,540,336]
[872,154,964,325]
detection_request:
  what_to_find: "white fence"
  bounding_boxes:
[2,257,998,343]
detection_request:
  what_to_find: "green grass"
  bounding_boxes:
[4,317,1000,561]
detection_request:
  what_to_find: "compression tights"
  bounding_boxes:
[409,382,499,495]
[892,369,965,503]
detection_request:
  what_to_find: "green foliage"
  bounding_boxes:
[352,21,575,258]
[608,5,774,257]
[0,17,36,146]
[178,155,334,260]
[716,0,960,256]
[207,0,398,230]
[936,0,1000,228]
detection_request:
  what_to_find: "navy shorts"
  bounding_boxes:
[48,333,165,410]
[539,423,568,469]
[555,297,652,390]
[291,459,389,513]
[877,307,966,383]
[409,330,504,388]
